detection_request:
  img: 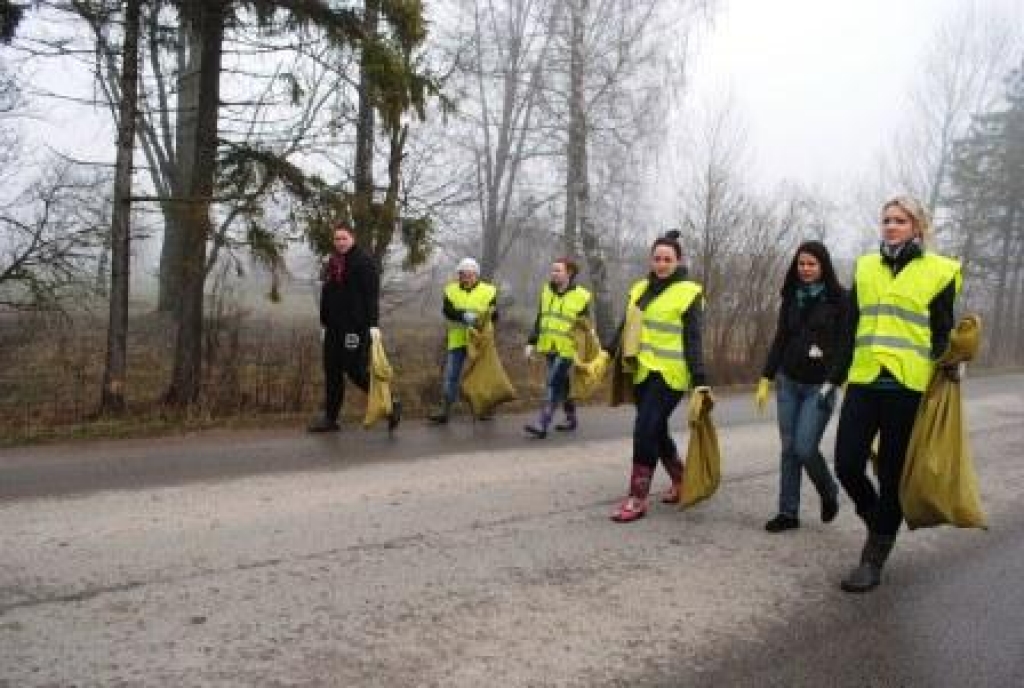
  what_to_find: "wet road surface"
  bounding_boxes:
[1,375,1022,686]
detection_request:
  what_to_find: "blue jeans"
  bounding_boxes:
[775,373,839,517]
[442,347,468,404]
[544,353,573,404]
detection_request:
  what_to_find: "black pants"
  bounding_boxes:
[322,328,369,421]
[632,372,685,468]
[834,384,922,538]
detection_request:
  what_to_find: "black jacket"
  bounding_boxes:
[319,246,380,333]
[762,287,850,385]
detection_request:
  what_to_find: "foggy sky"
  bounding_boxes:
[688,0,1024,188]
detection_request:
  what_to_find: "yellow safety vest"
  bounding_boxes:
[536,284,591,358]
[628,278,703,392]
[444,280,497,350]
[848,252,961,392]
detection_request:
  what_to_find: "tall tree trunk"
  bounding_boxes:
[376,122,407,269]
[562,0,584,255]
[165,0,225,405]
[989,205,1016,363]
[564,0,612,339]
[353,0,379,258]
[95,233,110,296]
[1007,229,1024,362]
[157,209,185,313]
[157,28,189,314]
[100,0,141,414]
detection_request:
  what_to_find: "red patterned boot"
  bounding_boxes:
[660,454,684,504]
[611,464,653,523]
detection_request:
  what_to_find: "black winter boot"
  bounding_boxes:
[307,414,340,432]
[524,403,554,439]
[428,400,451,424]
[388,396,402,433]
[840,533,896,593]
[555,401,578,431]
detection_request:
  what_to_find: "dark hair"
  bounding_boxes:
[650,229,683,260]
[332,221,355,236]
[781,240,843,297]
[555,257,579,277]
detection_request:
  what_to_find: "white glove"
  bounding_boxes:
[320,328,325,343]
[817,382,835,411]
[462,311,478,326]
[524,344,535,360]
[369,327,381,342]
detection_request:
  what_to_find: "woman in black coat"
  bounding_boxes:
[308,222,399,432]
[757,240,848,532]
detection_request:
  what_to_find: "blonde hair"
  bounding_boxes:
[882,195,932,243]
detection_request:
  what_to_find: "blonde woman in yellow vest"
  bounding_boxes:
[428,257,498,424]
[524,258,591,438]
[833,196,960,593]
[608,230,711,523]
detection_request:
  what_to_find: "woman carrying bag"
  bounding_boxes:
[833,196,960,593]
[524,258,592,439]
[607,230,710,523]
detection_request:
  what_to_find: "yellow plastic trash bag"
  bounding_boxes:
[572,350,611,401]
[460,313,516,417]
[621,304,643,360]
[610,306,644,407]
[680,391,721,509]
[570,317,610,400]
[900,315,986,530]
[363,335,394,428]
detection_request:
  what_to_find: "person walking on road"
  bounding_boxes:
[309,222,400,433]
[608,230,710,523]
[833,196,960,593]
[523,258,592,439]
[756,241,848,533]
[428,258,499,424]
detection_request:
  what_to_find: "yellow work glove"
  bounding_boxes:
[755,377,771,415]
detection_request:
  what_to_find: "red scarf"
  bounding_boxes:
[325,251,347,284]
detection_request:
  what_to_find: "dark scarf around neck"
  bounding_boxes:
[326,251,348,284]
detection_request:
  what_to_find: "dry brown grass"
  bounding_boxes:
[0,301,783,447]
[0,306,552,446]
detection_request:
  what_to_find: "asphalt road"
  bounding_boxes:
[0,390,764,501]
[1,374,1022,687]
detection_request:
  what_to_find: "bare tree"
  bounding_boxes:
[885,3,1020,217]
[554,0,710,337]
[452,0,560,278]
[673,95,837,380]
[100,0,141,414]
[0,165,107,311]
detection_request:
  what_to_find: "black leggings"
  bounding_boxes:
[322,328,370,420]
[834,384,922,538]
[632,372,685,467]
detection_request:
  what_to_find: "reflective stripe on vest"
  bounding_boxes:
[627,278,702,391]
[537,284,591,357]
[848,252,961,392]
[445,281,497,350]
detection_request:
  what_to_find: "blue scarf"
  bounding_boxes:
[795,282,825,309]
